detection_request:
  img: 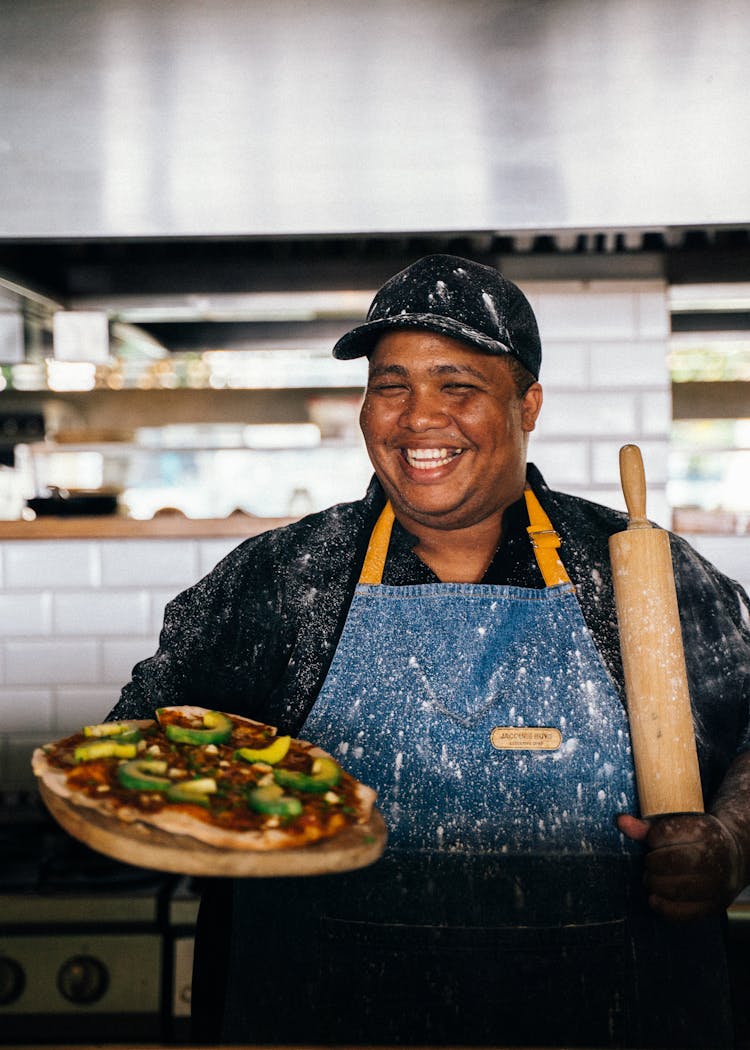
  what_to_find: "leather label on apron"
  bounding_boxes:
[490,726,562,751]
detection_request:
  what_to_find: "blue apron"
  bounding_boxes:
[303,493,637,860]
[219,494,733,1048]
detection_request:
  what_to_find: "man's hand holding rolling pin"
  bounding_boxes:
[618,750,750,921]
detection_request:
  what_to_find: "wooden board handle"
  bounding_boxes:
[620,443,649,528]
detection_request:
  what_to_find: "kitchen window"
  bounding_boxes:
[668,284,750,535]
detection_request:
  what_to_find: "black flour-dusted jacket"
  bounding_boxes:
[111,464,750,806]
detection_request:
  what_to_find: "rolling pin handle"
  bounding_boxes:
[619,444,650,529]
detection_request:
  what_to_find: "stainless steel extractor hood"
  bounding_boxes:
[1,0,749,241]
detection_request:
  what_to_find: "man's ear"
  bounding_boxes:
[520,383,543,432]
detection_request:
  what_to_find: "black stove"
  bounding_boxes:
[0,792,198,1045]
[1,814,169,895]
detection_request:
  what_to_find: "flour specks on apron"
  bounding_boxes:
[304,514,638,856]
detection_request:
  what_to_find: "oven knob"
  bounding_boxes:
[0,956,26,1005]
[57,954,109,1004]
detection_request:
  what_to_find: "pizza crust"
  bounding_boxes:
[162,705,275,734]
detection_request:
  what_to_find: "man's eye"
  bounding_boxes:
[444,382,477,392]
[370,383,407,394]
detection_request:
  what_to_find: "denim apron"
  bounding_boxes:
[219,493,733,1048]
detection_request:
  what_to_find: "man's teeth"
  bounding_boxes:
[403,448,463,469]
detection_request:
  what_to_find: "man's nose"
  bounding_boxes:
[398,390,449,430]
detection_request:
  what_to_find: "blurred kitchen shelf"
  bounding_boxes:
[0,512,296,540]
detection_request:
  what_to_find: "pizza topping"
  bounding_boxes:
[158,708,233,746]
[235,735,291,766]
[35,707,376,850]
[74,740,139,763]
[165,777,218,807]
[117,758,171,792]
[252,762,273,774]
[247,783,304,817]
[274,755,342,794]
[83,721,143,745]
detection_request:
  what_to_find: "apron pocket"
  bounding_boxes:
[317,915,629,1046]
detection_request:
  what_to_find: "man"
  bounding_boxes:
[110,255,750,1048]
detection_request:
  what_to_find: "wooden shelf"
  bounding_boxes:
[0,513,295,540]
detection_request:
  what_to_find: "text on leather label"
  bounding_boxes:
[490,727,562,751]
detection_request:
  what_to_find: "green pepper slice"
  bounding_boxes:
[247,784,303,817]
[74,740,138,763]
[83,721,142,745]
[234,735,291,766]
[165,777,218,806]
[117,759,171,791]
[159,709,233,746]
[273,756,341,794]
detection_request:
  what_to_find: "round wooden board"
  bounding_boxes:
[38,780,387,877]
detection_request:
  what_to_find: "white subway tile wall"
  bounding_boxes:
[53,591,151,636]
[534,342,588,388]
[99,539,199,587]
[529,442,590,487]
[639,391,674,437]
[5,639,100,686]
[527,279,671,519]
[589,342,669,388]
[197,539,245,578]
[56,686,126,733]
[591,441,669,487]
[636,292,671,339]
[535,391,639,439]
[0,528,252,789]
[149,589,185,634]
[4,540,99,589]
[4,280,745,789]
[0,592,53,636]
[101,638,160,684]
[0,537,214,789]
[0,689,54,733]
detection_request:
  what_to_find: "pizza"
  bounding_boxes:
[32,706,377,852]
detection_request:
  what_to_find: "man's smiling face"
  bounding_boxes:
[359,330,543,534]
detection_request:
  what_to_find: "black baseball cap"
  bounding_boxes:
[332,254,542,379]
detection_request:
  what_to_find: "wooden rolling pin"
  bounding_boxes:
[609,443,704,817]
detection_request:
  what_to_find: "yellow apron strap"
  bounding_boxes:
[359,502,395,585]
[358,491,570,588]
[524,486,571,587]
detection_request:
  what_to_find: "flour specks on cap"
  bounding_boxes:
[331,253,542,378]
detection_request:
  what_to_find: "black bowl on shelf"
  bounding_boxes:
[26,487,120,517]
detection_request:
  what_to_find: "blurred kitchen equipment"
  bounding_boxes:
[0,792,193,1044]
[53,310,110,363]
[0,467,25,519]
[0,411,44,466]
[0,312,24,364]
[26,486,120,517]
